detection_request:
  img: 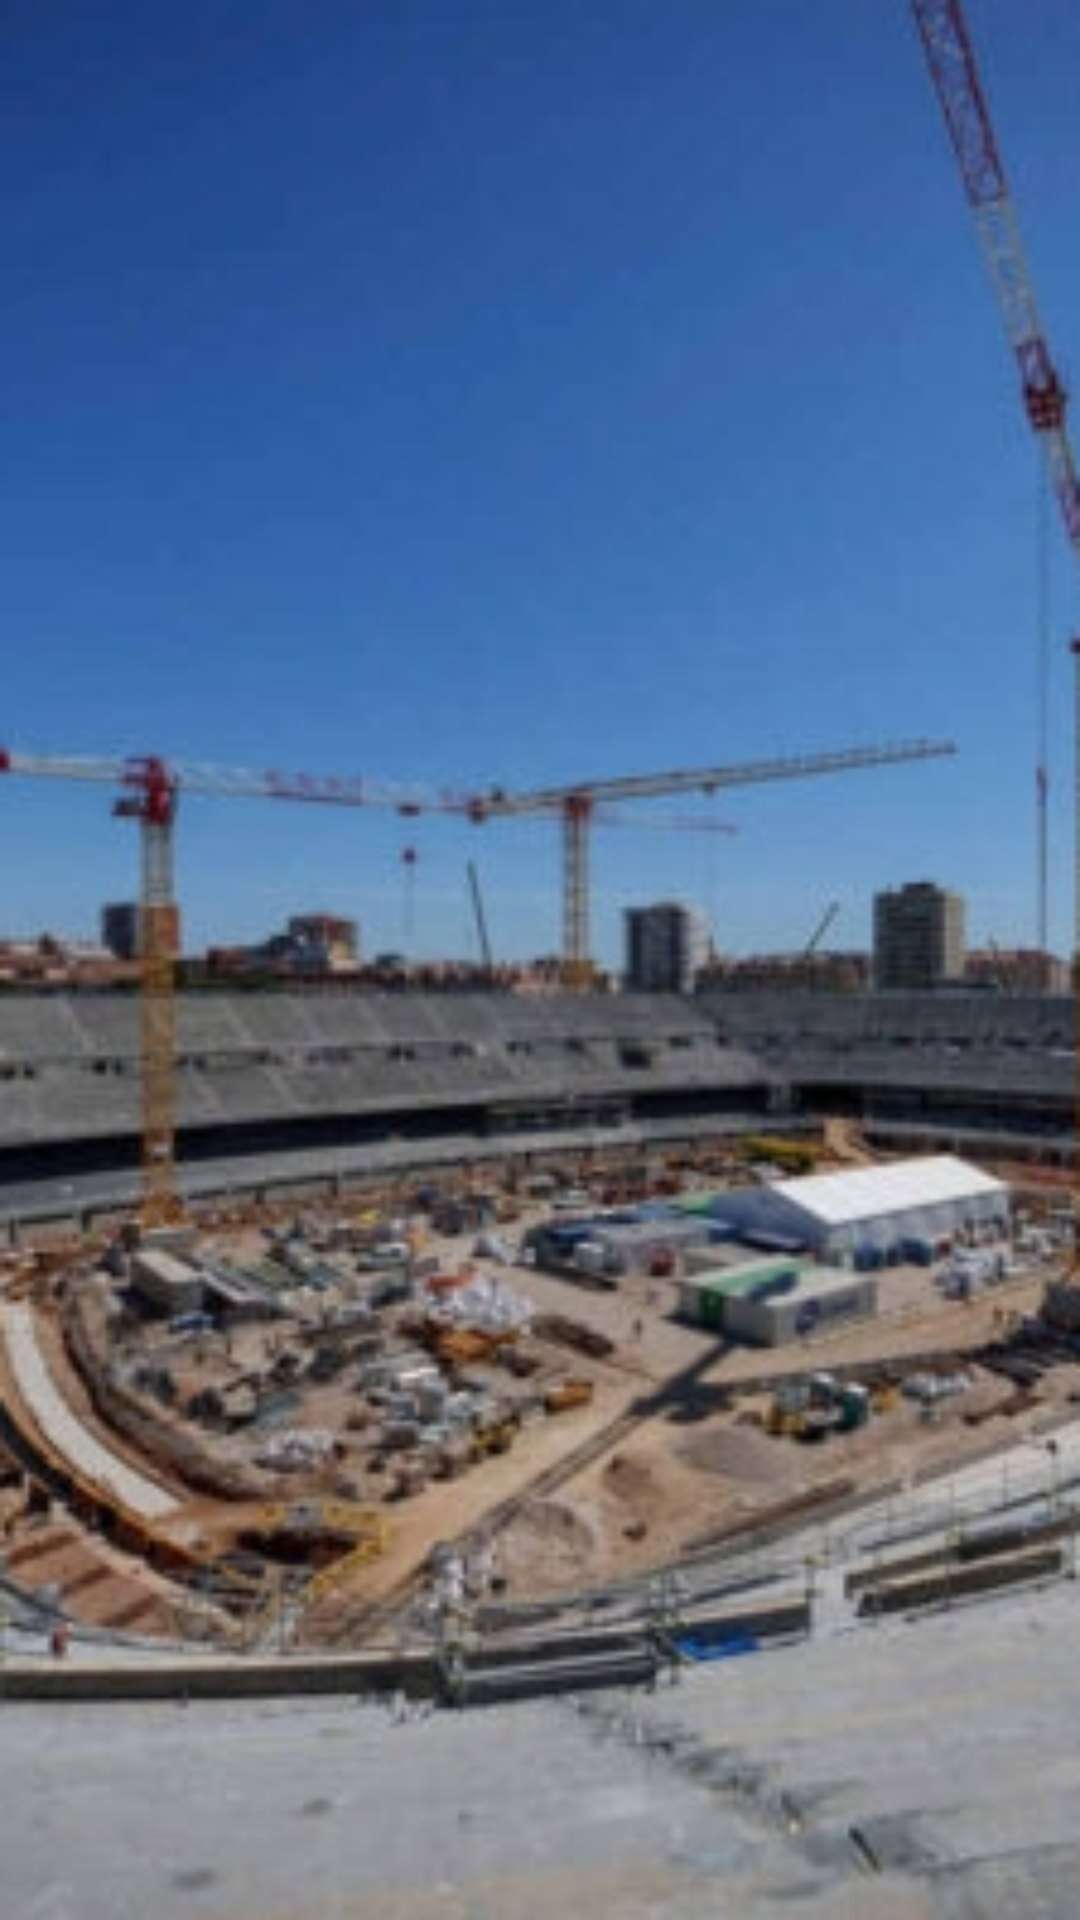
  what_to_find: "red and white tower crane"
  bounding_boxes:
[910,0,1080,968]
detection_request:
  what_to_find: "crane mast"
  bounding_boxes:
[470,738,956,985]
[911,0,1080,974]
[114,760,181,1225]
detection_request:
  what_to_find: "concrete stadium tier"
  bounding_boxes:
[0,988,1072,1219]
[0,990,771,1159]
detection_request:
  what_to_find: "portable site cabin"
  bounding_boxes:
[678,1257,877,1345]
[722,1267,878,1347]
[678,1256,812,1331]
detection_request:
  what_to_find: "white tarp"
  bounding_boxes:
[767,1155,1005,1229]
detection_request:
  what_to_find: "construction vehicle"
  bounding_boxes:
[544,1378,594,1415]
[768,1375,870,1441]
[469,1411,521,1460]
[740,1135,818,1175]
[767,1380,811,1436]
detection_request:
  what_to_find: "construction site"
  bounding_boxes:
[8,3,1080,1917]
[3,1113,1080,1660]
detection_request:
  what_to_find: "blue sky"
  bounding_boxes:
[4,0,1080,965]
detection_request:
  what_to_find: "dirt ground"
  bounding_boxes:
[493,1343,1080,1599]
[6,1154,1075,1638]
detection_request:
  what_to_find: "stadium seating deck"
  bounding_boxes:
[0,986,1067,1153]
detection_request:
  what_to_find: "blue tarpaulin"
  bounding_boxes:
[674,1628,760,1662]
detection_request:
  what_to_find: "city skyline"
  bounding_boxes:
[0,872,1065,984]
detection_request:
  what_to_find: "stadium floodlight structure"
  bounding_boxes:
[456,740,958,986]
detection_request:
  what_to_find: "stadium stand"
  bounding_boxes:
[0,988,1071,1199]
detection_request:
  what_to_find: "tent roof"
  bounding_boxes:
[767,1155,1006,1230]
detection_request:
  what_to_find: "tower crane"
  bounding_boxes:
[0,749,442,1227]
[0,733,954,1222]
[803,901,840,960]
[460,739,956,985]
[467,861,494,972]
[910,0,1080,974]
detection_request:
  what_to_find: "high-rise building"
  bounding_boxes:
[283,914,359,972]
[101,901,140,961]
[624,901,711,994]
[873,882,966,990]
[101,900,182,961]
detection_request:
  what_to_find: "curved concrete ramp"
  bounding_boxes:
[1,1301,177,1522]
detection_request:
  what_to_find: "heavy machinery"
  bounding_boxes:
[767,1375,870,1441]
[469,1409,522,1459]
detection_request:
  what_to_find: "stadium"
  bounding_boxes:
[0,985,1069,1230]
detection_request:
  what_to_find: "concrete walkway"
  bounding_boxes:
[0,1302,177,1522]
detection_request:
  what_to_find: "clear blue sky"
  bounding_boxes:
[4,0,1080,965]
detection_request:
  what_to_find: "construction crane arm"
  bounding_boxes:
[911,0,1080,552]
[467,739,956,816]
[466,861,493,971]
[0,748,453,816]
[0,750,130,786]
[803,901,840,958]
